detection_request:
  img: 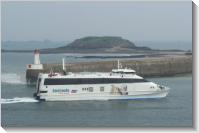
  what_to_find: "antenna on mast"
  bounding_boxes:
[62,58,66,75]
[118,60,120,69]
[117,60,123,69]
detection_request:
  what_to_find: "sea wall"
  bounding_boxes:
[26,69,43,83]
[26,55,192,83]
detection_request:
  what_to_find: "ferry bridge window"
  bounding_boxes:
[37,78,42,93]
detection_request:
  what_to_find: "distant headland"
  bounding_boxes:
[2,36,186,54]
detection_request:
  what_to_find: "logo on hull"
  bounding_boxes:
[53,89,69,93]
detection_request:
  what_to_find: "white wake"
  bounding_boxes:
[1,97,38,104]
[1,73,26,84]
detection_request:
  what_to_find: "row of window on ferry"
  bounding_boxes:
[82,86,105,92]
[43,78,148,85]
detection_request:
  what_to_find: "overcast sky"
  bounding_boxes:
[2,1,192,42]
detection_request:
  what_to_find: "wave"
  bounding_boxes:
[1,97,38,104]
[1,73,26,84]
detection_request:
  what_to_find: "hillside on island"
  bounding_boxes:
[48,36,151,53]
[66,36,138,49]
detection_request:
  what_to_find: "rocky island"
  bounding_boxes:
[39,36,153,54]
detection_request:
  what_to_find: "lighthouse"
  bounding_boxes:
[27,49,43,70]
[26,49,44,84]
[34,49,41,65]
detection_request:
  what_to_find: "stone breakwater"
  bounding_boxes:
[26,55,192,83]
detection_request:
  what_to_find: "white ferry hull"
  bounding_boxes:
[34,70,170,102]
[36,88,169,101]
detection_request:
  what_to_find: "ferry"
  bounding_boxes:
[34,60,169,101]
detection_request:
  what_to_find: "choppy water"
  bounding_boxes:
[1,53,192,127]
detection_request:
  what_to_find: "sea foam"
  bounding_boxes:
[1,73,26,84]
[1,97,38,104]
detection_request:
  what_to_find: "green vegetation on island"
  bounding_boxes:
[53,36,151,53]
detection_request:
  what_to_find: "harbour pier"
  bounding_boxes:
[26,50,192,84]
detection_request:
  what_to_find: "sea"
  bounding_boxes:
[1,43,192,127]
